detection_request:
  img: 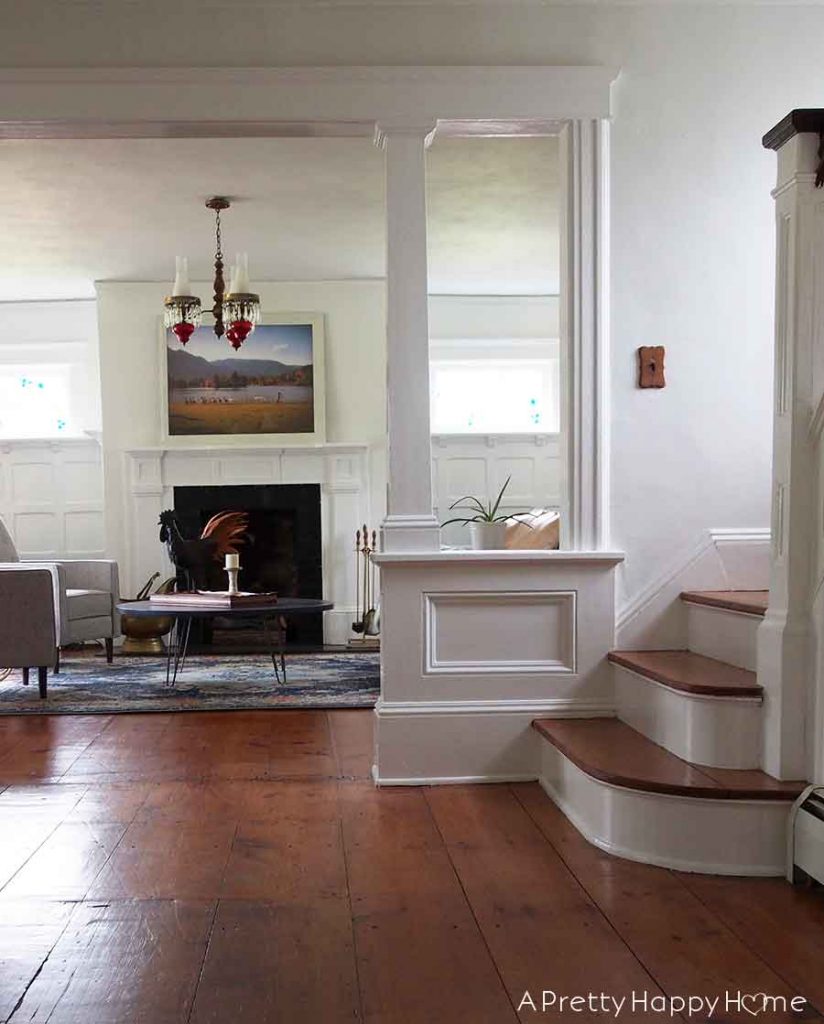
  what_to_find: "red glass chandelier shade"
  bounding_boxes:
[172,321,196,346]
[163,197,260,350]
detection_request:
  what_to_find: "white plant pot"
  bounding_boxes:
[469,521,508,550]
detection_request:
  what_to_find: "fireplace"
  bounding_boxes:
[173,483,323,647]
[124,443,370,646]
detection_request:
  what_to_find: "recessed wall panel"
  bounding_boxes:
[14,511,59,555]
[424,590,576,674]
[12,462,56,504]
[63,460,103,502]
[64,510,105,553]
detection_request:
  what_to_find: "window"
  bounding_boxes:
[0,365,73,438]
[430,357,559,434]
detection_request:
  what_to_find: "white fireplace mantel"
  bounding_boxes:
[123,442,371,644]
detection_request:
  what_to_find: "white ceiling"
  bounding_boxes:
[0,135,559,301]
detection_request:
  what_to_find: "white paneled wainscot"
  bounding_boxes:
[432,433,561,547]
[124,444,370,645]
[0,439,105,559]
[372,550,623,783]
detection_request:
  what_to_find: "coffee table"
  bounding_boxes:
[116,598,334,686]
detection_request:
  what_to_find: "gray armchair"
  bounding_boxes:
[0,516,120,669]
[0,567,58,698]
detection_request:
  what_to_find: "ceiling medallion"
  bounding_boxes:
[163,197,261,351]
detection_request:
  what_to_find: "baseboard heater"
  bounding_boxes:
[788,785,824,884]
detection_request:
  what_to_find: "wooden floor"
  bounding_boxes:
[1,710,823,1023]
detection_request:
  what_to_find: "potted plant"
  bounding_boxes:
[441,476,532,550]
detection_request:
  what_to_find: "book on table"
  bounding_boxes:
[149,591,279,608]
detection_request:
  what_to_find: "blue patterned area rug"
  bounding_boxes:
[0,652,380,715]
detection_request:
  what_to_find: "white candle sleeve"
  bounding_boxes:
[225,553,240,569]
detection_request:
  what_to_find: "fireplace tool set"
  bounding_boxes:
[350,525,380,649]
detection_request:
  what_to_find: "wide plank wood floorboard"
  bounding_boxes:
[329,709,375,779]
[1,708,823,1024]
[680,873,824,1014]
[0,899,79,1021]
[6,899,217,1023]
[339,780,520,1023]
[513,783,823,1022]
[187,899,362,1024]
[425,785,669,1023]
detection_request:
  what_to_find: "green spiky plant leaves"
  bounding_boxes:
[440,475,533,529]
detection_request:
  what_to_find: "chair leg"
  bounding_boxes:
[38,667,47,699]
[22,667,29,686]
[105,638,114,663]
[54,648,60,674]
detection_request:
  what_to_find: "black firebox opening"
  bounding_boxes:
[173,483,323,649]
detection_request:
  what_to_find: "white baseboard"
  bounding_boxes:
[376,698,616,717]
[373,767,538,786]
[373,699,614,784]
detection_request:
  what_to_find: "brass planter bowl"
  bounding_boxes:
[119,601,173,655]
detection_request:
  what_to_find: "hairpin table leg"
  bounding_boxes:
[165,616,192,687]
[262,615,286,684]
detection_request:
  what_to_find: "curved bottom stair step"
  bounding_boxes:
[533,718,806,876]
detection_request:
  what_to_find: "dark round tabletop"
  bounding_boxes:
[117,597,333,619]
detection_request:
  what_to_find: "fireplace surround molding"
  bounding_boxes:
[123,442,370,645]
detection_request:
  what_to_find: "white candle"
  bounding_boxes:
[225,552,239,570]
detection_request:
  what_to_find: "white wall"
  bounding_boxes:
[95,280,386,592]
[2,2,820,613]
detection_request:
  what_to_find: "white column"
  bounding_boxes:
[559,119,610,551]
[759,115,824,780]
[375,122,440,552]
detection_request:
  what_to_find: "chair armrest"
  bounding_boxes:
[13,561,70,643]
[0,566,58,666]
[51,559,120,598]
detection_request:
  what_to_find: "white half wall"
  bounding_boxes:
[95,280,387,597]
[372,549,621,783]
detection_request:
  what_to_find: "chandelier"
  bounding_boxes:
[163,197,261,351]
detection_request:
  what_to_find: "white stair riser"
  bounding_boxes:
[539,740,789,875]
[615,666,763,769]
[686,604,760,670]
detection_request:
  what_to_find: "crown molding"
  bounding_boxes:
[0,65,617,134]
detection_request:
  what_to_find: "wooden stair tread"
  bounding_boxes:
[532,719,804,800]
[607,650,762,698]
[680,590,768,617]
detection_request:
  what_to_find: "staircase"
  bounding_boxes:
[533,590,806,876]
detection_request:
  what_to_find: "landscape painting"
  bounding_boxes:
[164,316,324,440]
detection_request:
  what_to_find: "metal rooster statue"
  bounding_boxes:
[158,509,249,590]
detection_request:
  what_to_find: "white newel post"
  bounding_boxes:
[760,112,824,781]
[375,122,440,553]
